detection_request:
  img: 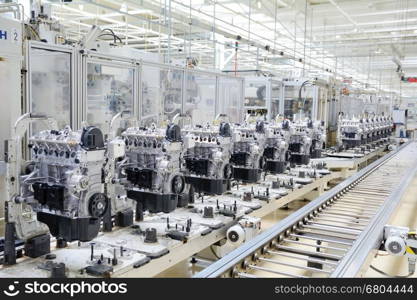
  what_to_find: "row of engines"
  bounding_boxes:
[5,114,326,251]
[338,115,393,150]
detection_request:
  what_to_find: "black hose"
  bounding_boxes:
[370,265,413,278]
[100,28,123,44]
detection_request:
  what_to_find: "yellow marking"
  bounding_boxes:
[406,246,415,255]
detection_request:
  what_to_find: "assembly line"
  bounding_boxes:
[0,1,416,280]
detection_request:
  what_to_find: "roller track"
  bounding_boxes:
[196,142,417,278]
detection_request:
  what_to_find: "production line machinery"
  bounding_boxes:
[3,113,117,265]
[229,121,267,183]
[337,115,393,152]
[0,113,395,277]
[195,141,417,278]
[181,121,234,195]
[118,122,192,218]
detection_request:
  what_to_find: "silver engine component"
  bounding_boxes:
[287,119,312,165]
[263,119,290,174]
[338,115,364,149]
[181,122,233,195]
[230,121,267,183]
[119,123,190,216]
[5,113,108,245]
[27,126,106,218]
[307,119,326,158]
[338,115,393,150]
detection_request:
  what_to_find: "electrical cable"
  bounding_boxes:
[369,265,413,278]
[100,28,123,44]
[297,80,314,116]
[210,245,221,259]
[97,33,121,44]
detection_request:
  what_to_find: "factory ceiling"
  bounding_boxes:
[44,0,417,98]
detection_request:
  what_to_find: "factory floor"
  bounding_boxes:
[159,172,417,278]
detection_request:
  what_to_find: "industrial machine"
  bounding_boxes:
[338,114,393,150]
[181,122,234,195]
[196,141,417,278]
[307,119,326,158]
[338,115,364,149]
[4,114,109,264]
[263,119,290,174]
[0,3,408,280]
[117,122,192,218]
[243,77,282,121]
[287,119,312,165]
[230,121,267,183]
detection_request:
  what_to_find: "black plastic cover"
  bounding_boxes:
[33,182,65,211]
[37,213,101,242]
[127,190,179,213]
[230,152,249,166]
[219,122,232,137]
[80,126,104,150]
[166,123,182,142]
[126,168,156,189]
[256,121,265,133]
[185,159,210,176]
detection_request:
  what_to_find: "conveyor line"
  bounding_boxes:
[195,142,417,278]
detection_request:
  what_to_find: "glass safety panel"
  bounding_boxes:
[340,95,361,117]
[86,63,134,135]
[244,81,267,108]
[284,84,314,121]
[270,82,281,120]
[364,102,378,115]
[141,65,183,126]
[184,72,216,125]
[30,48,71,133]
[217,77,243,123]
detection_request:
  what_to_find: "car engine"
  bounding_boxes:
[21,125,107,246]
[181,122,233,195]
[287,119,312,165]
[118,123,191,219]
[263,120,290,174]
[230,121,267,183]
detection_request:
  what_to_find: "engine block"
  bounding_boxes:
[23,126,107,242]
[181,122,233,195]
[287,119,312,165]
[339,115,392,150]
[307,120,326,158]
[263,120,290,174]
[119,123,191,216]
[230,121,267,183]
